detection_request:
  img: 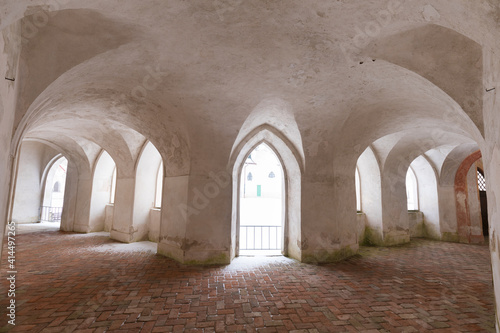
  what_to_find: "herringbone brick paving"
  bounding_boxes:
[0,227,495,332]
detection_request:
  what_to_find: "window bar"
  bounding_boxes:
[276,226,278,249]
[254,226,256,250]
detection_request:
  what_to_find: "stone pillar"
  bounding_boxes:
[157,174,191,262]
[482,48,500,330]
[110,177,136,242]
[379,165,410,246]
[454,151,482,243]
[11,142,45,223]
[72,178,93,233]
[300,171,359,263]
[411,156,441,239]
[467,162,484,243]
[60,162,78,232]
[183,172,232,264]
[158,171,233,265]
[437,183,459,241]
[0,21,20,257]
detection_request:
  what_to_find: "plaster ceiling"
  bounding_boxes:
[2,0,498,175]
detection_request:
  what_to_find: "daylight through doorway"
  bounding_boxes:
[239,143,284,256]
[41,157,68,224]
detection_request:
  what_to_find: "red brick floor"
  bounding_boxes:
[0,228,495,332]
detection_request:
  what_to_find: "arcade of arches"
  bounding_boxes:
[1,0,500,329]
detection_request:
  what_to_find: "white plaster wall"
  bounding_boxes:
[132,142,162,242]
[482,47,500,329]
[104,204,114,232]
[72,178,92,233]
[356,213,366,243]
[158,175,189,261]
[437,186,458,238]
[467,162,483,238]
[110,177,135,242]
[411,156,441,239]
[0,23,20,255]
[60,161,78,232]
[357,146,383,243]
[149,208,161,242]
[435,145,480,240]
[0,1,497,328]
[89,151,115,232]
[11,141,58,223]
[408,211,425,238]
[380,167,410,245]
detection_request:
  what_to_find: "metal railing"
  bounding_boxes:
[240,225,282,250]
[41,206,63,222]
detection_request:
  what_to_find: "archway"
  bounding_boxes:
[230,128,302,261]
[133,141,163,242]
[239,143,284,256]
[41,156,68,224]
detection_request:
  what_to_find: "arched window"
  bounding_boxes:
[355,167,361,212]
[406,167,419,210]
[477,169,486,191]
[53,181,60,193]
[110,167,117,204]
[155,161,164,208]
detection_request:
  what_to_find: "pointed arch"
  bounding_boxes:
[40,156,68,223]
[88,149,116,232]
[132,141,163,241]
[230,128,302,261]
[41,155,67,206]
[230,124,305,173]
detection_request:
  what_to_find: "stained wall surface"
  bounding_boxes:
[0,0,499,328]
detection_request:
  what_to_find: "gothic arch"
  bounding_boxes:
[230,128,302,261]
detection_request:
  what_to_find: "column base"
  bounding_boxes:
[158,242,230,265]
[381,230,410,246]
[363,227,410,246]
[110,229,133,243]
[441,232,460,242]
[73,224,91,233]
[301,244,359,264]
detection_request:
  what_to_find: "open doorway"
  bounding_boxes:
[41,157,68,224]
[239,143,283,256]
